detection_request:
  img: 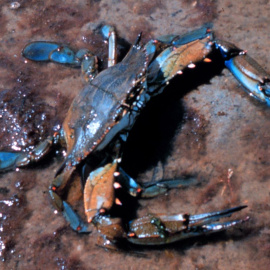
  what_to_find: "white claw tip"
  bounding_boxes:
[113,171,120,177]
[114,182,122,189]
[188,63,196,68]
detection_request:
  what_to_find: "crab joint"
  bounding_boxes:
[127,232,136,238]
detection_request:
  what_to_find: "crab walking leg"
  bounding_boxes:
[48,168,91,233]
[22,43,99,82]
[62,202,127,247]
[22,25,118,81]
[140,177,197,198]
[62,201,91,233]
[0,136,56,171]
[127,206,248,245]
[117,167,197,198]
[101,25,117,67]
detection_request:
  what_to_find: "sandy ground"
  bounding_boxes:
[0,0,270,269]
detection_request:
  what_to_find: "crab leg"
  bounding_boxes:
[23,41,98,82]
[144,26,214,97]
[48,160,120,234]
[83,161,118,223]
[62,201,91,233]
[101,25,117,67]
[127,205,248,245]
[61,200,126,248]
[22,25,117,82]
[144,26,270,106]
[0,136,56,171]
[48,167,88,232]
[215,40,270,105]
[117,167,197,198]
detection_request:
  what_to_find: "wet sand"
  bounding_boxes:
[0,1,270,269]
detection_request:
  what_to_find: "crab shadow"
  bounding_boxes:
[113,51,227,224]
[121,50,225,177]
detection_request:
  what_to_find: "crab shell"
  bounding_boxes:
[58,44,151,175]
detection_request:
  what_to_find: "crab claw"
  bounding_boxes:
[215,40,270,106]
[0,137,55,172]
[84,161,118,223]
[0,152,22,171]
[127,205,248,245]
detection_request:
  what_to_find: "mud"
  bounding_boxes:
[0,0,270,269]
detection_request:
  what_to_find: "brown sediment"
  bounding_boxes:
[0,0,270,269]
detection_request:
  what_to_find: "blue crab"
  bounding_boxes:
[0,24,268,247]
